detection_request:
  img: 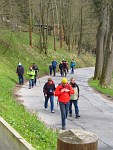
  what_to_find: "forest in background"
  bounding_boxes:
[0,0,113,86]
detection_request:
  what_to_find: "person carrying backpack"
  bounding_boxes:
[43,78,55,113]
[27,66,35,89]
[55,78,74,130]
[16,62,24,85]
[70,59,76,74]
[62,60,67,77]
[69,77,80,118]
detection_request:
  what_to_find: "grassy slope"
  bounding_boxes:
[89,78,113,98]
[0,30,95,150]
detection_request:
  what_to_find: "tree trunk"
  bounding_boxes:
[45,2,49,55]
[59,0,63,49]
[51,0,56,51]
[100,3,113,87]
[57,129,98,150]
[78,0,83,56]
[94,6,108,80]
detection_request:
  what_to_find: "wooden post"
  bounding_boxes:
[57,129,98,150]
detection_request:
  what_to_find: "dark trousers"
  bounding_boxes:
[60,69,63,76]
[18,75,24,84]
[49,68,52,75]
[69,100,79,116]
[63,69,67,77]
[52,67,56,76]
[59,102,69,127]
[34,75,37,85]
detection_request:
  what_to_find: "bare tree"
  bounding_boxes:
[94,5,108,79]
[100,2,113,87]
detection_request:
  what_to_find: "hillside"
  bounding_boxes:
[0,30,95,150]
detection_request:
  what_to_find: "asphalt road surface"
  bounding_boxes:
[17,67,113,150]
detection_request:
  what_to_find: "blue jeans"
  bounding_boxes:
[59,102,69,127]
[44,95,54,112]
[69,100,79,116]
[18,75,24,84]
[71,67,74,74]
[29,79,34,88]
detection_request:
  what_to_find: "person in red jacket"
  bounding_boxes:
[55,78,74,130]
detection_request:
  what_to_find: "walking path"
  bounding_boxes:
[17,67,113,150]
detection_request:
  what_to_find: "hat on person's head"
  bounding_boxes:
[62,78,67,84]
[48,78,52,81]
[18,62,21,66]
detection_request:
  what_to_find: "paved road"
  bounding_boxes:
[17,67,113,150]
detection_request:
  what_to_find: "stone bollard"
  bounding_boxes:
[57,129,98,150]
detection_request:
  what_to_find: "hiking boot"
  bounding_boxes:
[76,115,80,118]
[69,114,72,117]
[51,110,55,113]
[62,126,66,130]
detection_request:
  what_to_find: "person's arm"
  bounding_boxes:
[54,85,63,96]
[77,84,79,98]
[69,85,74,95]
[43,83,47,96]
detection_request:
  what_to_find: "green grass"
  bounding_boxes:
[0,29,95,149]
[89,78,113,98]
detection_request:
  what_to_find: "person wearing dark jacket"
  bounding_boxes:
[32,63,39,85]
[55,78,74,130]
[49,63,53,75]
[69,78,80,118]
[43,78,55,113]
[59,61,63,76]
[16,62,24,85]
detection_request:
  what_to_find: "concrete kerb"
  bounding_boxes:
[0,117,35,150]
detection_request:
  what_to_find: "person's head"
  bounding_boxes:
[70,77,75,84]
[18,62,21,66]
[29,66,32,70]
[61,77,68,85]
[48,78,52,84]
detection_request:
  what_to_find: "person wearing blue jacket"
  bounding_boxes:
[70,59,76,74]
[52,59,57,76]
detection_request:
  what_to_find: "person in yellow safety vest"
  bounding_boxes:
[27,66,35,89]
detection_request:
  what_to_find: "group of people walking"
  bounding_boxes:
[43,77,80,130]
[16,59,78,130]
[16,62,39,89]
[49,58,76,77]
